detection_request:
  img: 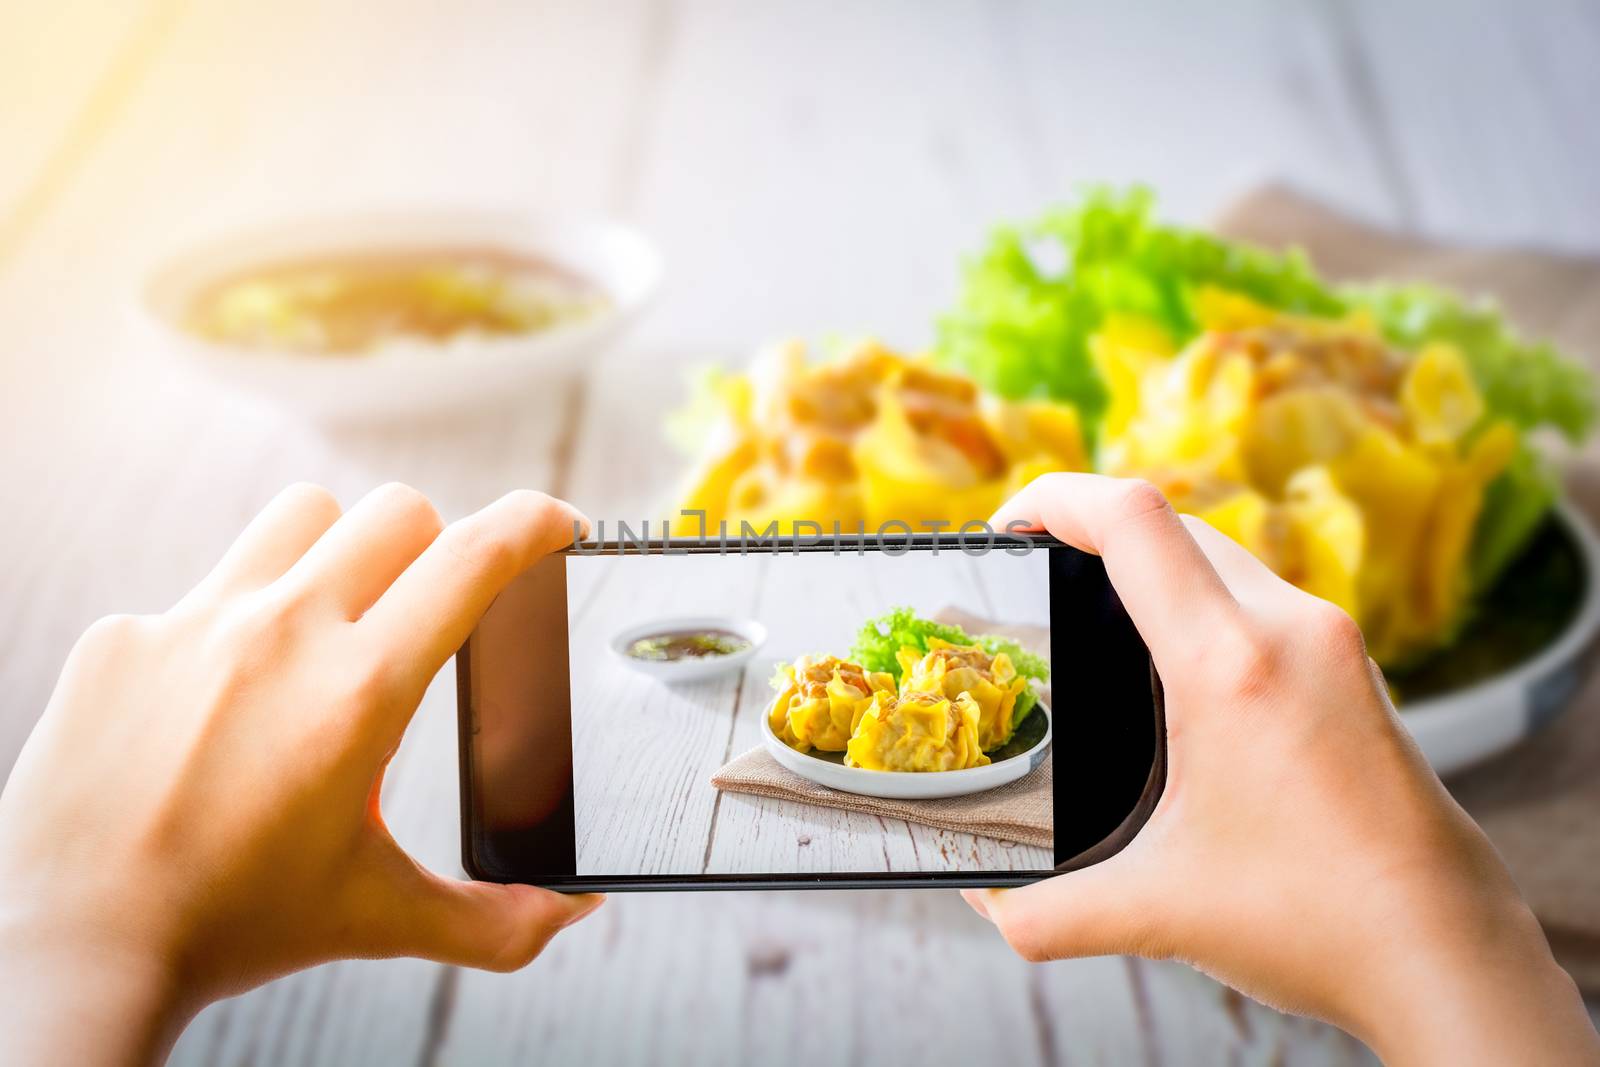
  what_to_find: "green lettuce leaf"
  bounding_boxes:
[849,607,1048,739]
[849,606,1049,683]
[937,185,1593,447]
[1010,687,1039,726]
[936,186,1594,592]
[936,186,1341,441]
[1343,282,1595,442]
[1470,443,1560,593]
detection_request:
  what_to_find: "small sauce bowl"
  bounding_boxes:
[608,615,767,684]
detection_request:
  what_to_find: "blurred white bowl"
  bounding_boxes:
[608,615,767,684]
[132,210,660,423]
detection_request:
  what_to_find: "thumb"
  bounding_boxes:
[962,856,1162,962]
[394,869,605,972]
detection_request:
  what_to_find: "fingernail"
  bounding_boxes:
[961,888,992,921]
[565,893,605,926]
[568,507,593,542]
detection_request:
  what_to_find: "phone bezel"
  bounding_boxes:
[457,532,1166,891]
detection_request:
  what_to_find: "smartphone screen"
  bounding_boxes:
[458,535,1163,890]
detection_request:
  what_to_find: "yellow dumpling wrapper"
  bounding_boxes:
[1401,342,1485,449]
[896,638,1028,752]
[1091,313,1175,442]
[675,339,1088,537]
[1325,424,1443,661]
[1191,487,1277,564]
[1283,466,1365,621]
[1101,338,1256,484]
[1191,286,1284,333]
[723,466,866,533]
[845,690,990,772]
[854,385,1008,528]
[1241,387,1367,497]
[1094,300,1515,667]
[768,655,894,753]
[1408,421,1517,650]
[981,396,1089,475]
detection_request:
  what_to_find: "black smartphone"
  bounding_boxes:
[457,532,1164,891]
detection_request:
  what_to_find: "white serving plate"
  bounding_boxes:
[131,209,661,423]
[762,697,1052,799]
[1401,502,1600,777]
[609,615,767,684]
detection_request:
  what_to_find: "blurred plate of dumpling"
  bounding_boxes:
[670,314,1600,780]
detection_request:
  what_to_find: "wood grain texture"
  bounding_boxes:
[3,0,1595,1062]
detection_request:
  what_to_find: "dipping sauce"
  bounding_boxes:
[626,629,751,662]
[186,246,608,355]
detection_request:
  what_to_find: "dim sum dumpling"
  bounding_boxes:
[845,690,990,772]
[768,654,895,753]
[896,638,1029,751]
[677,339,1088,538]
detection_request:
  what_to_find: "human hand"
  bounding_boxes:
[965,473,1599,1065]
[0,484,603,1066]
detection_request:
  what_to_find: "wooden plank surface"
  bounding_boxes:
[2,0,1596,1063]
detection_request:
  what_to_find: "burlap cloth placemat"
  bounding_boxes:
[717,187,1600,991]
[711,749,1053,850]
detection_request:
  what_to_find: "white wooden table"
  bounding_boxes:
[4,1,1597,1062]
[568,550,1053,876]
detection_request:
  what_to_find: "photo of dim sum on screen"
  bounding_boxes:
[562,545,1056,876]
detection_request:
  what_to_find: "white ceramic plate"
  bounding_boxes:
[609,615,767,684]
[131,210,661,423]
[761,697,1052,799]
[1401,502,1600,777]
